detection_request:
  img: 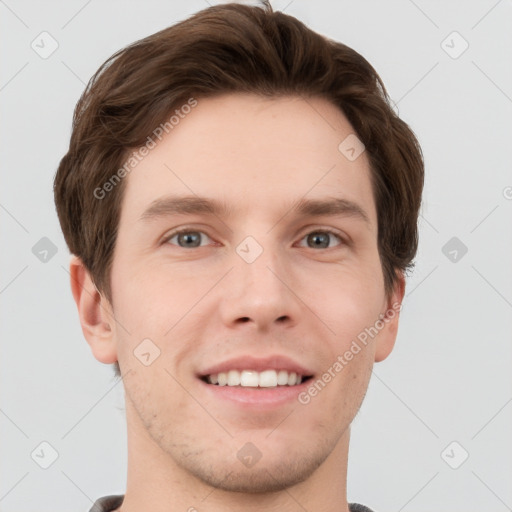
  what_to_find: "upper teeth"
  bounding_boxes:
[207,369,303,387]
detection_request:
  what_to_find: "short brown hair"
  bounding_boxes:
[54,2,424,377]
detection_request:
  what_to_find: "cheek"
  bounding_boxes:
[111,258,184,327]
[311,265,385,336]
[109,265,167,363]
[111,262,213,368]
[306,265,384,393]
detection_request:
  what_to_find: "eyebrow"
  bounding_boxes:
[138,195,370,225]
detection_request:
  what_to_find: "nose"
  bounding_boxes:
[217,240,302,331]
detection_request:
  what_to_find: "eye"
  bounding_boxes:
[297,229,344,249]
[164,229,213,248]
[162,228,345,250]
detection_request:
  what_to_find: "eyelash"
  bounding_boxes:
[162,227,347,249]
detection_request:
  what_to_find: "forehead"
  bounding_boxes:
[119,93,376,226]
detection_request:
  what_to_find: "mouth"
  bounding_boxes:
[196,355,314,407]
[200,369,313,388]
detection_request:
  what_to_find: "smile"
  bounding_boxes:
[204,369,311,387]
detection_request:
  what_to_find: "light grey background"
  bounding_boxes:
[1,1,511,511]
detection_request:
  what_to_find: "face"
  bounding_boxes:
[101,94,402,492]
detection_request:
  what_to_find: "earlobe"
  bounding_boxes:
[69,255,118,365]
[374,272,406,363]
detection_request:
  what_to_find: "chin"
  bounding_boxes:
[173,442,331,493]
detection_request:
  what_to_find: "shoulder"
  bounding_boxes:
[88,495,124,512]
[349,502,377,512]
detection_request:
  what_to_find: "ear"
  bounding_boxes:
[374,272,406,363]
[69,255,118,365]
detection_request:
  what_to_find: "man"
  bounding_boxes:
[54,2,423,511]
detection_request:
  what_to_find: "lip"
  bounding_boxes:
[198,355,314,378]
[196,355,315,410]
[198,376,312,408]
